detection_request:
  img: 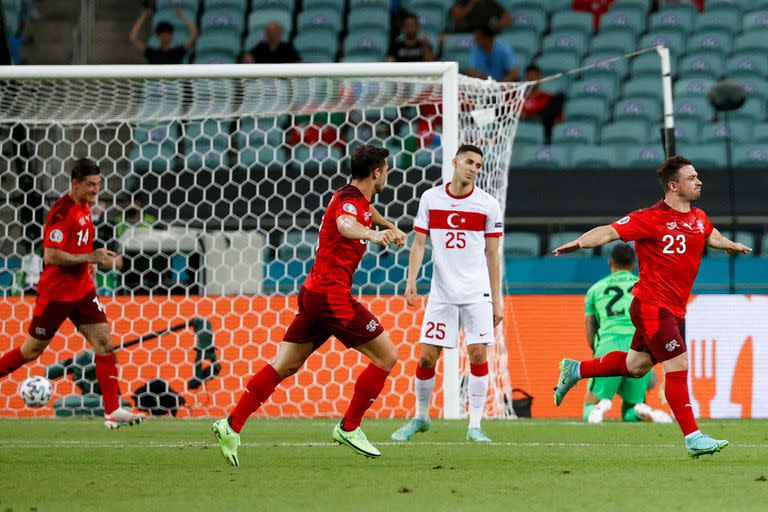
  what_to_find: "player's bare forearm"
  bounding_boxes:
[707,228,753,255]
[553,225,619,255]
[129,8,149,52]
[585,315,597,352]
[405,232,427,306]
[337,215,376,241]
[485,238,502,303]
[371,207,406,246]
[44,248,93,267]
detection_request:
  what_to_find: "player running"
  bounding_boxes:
[552,156,751,457]
[213,145,406,466]
[582,243,671,424]
[391,144,503,443]
[0,158,144,429]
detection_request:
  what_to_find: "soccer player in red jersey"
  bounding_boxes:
[551,156,751,457]
[212,145,406,466]
[0,158,144,428]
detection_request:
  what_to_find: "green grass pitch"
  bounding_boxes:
[1,418,767,511]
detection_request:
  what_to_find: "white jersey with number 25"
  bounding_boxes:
[413,183,503,304]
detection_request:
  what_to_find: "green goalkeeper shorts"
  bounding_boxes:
[587,338,651,405]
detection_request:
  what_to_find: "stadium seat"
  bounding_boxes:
[649,10,694,37]
[343,32,388,60]
[552,120,598,145]
[571,77,619,104]
[201,7,246,36]
[195,50,237,64]
[612,97,661,123]
[729,98,766,123]
[183,120,230,169]
[685,30,733,59]
[622,77,662,102]
[732,145,768,167]
[348,7,390,31]
[293,30,338,61]
[733,32,768,53]
[725,52,768,78]
[541,32,589,58]
[130,122,179,173]
[569,146,619,168]
[252,0,293,10]
[248,9,293,34]
[302,0,344,9]
[534,52,579,75]
[279,230,319,262]
[509,8,548,36]
[731,75,767,103]
[155,0,199,17]
[442,32,474,55]
[676,143,726,168]
[742,10,768,33]
[694,9,741,33]
[750,124,768,143]
[416,7,447,37]
[674,78,714,99]
[629,52,662,79]
[563,96,610,124]
[674,97,713,122]
[673,120,701,145]
[657,1,697,18]
[517,145,569,168]
[598,8,646,36]
[700,121,753,145]
[589,32,636,54]
[498,31,539,57]
[514,122,545,146]
[550,11,594,37]
[504,232,541,258]
[678,54,724,81]
[624,144,666,168]
[582,51,629,80]
[352,0,390,9]
[296,8,343,33]
[234,116,286,168]
[196,32,240,54]
[639,31,685,53]
[548,232,594,257]
[600,120,650,145]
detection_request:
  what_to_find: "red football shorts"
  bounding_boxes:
[28,288,108,340]
[629,298,686,363]
[283,286,384,349]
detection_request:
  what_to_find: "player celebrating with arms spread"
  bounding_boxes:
[392,144,503,443]
[213,145,406,466]
[0,158,144,428]
[552,156,751,457]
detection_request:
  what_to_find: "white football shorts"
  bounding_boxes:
[418,300,495,348]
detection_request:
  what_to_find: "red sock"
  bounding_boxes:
[579,351,632,378]
[470,362,489,376]
[94,353,121,414]
[665,370,699,436]
[0,347,27,378]
[342,363,391,431]
[229,364,282,433]
[416,364,435,380]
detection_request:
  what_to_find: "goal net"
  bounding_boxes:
[0,63,527,420]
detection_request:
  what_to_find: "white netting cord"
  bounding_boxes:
[0,73,527,420]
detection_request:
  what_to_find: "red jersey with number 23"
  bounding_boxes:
[612,199,713,318]
[303,184,372,295]
[37,195,96,301]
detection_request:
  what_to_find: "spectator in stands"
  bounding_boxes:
[244,21,300,64]
[386,13,434,62]
[448,0,512,33]
[466,26,519,82]
[521,64,566,144]
[129,7,199,64]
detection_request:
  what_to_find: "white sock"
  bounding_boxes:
[468,373,489,430]
[414,376,435,421]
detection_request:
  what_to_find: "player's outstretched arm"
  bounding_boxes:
[336,214,395,246]
[552,225,620,256]
[44,247,118,268]
[405,232,427,306]
[485,236,503,326]
[370,206,406,247]
[706,228,752,255]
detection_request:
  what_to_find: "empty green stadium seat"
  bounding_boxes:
[201,7,246,35]
[583,51,629,80]
[417,7,447,35]
[343,32,388,60]
[729,98,766,123]
[564,96,610,124]
[294,30,338,61]
[590,31,636,54]
[352,0,390,9]
[518,145,569,168]
[622,77,663,101]
[534,52,579,75]
[732,144,768,167]
[297,8,343,32]
[726,52,768,78]
[598,8,646,36]
[509,8,548,35]
[279,231,319,262]
[676,143,726,167]
[695,8,741,33]
[629,52,662,79]
[678,54,723,81]
[742,10,768,33]
[130,122,179,173]
[252,0,293,10]
[600,120,650,145]
[639,31,685,52]
[700,121,753,144]
[498,31,539,57]
[504,232,541,258]
[734,31,768,52]
[442,32,474,55]
[686,30,733,59]
[624,144,666,168]
[552,120,598,145]
[550,11,593,37]
[541,31,589,58]
[348,7,390,31]
[303,0,344,9]
[750,124,768,143]
[514,122,545,146]
[613,97,661,123]
[195,50,237,64]
[674,78,714,99]
[548,232,594,257]
[649,10,694,36]
[674,97,713,122]
[156,0,198,17]
[570,146,619,168]
[673,120,700,145]
[196,32,240,53]
[234,116,286,168]
[571,77,619,104]
[183,120,229,169]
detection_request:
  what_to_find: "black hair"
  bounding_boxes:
[402,12,419,23]
[610,243,636,268]
[474,25,497,39]
[526,64,541,74]
[350,144,389,179]
[71,157,101,181]
[155,21,174,34]
[456,144,483,158]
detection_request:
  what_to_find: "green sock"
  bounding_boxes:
[622,402,640,422]
[583,403,595,422]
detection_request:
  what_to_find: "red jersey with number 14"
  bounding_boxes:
[37,195,96,301]
[303,184,372,295]
[612,199,713,318]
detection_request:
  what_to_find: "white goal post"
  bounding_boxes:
[0,62,528,420]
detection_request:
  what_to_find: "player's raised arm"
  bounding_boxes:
[485,236,503,326]
[405,231,427,306]
[706,227,752,255]
[370,205,406,247]
[552,225,620,256]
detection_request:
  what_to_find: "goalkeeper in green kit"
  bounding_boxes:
[582,243,672,424]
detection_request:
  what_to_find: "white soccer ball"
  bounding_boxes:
[19,376,53,408]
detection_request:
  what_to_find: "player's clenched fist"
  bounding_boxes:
[405,283,419,307]
[89,248,119,268]
[372,228,397,246]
